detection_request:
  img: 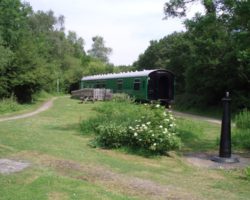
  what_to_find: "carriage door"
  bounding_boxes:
[157,75,169,99]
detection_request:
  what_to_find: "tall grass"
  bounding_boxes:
[235,109,250,129]
[0,96,21,114]
[233,109,250,149]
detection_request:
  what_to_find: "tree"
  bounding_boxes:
[87,36,112,63]
[164,0,231,18]
[67,31,85,58]
[133,32,192,94]
[0,37,13,97]
[162,0,250,109]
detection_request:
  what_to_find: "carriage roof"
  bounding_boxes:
[81,69,167,81]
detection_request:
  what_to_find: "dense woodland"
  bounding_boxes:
[134,0,250,110]
[0,0,249,111]
[0,0,122,102]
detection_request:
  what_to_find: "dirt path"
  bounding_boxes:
[172,110,221,125]
[0,97,57,122]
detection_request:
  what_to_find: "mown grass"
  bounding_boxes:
[0,97,249,200]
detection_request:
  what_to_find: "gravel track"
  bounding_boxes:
[172,110,221,125]
[0,97,57,122]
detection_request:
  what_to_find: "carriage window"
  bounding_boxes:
[100,84,106,88]
[99,81,105,88]
[95,84,100,88]
[117,79,123,90]
[133,79,141,90]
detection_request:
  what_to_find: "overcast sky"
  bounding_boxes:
[24,0,203,66]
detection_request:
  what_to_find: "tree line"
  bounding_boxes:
[133,0,250,110]
[0,0,121,103]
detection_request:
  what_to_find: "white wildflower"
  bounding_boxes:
[153,143,156,146]
[159,125,163,128]
[155,104,160,108]
[146,122,151,125]
[134,132,138,136]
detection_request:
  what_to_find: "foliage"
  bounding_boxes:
[232,129,250,150]
[0,1,114,102]
[235,109,250,129]
[233,109,250,149]
[246,167,250,181]
[81,101,181,154]
[134,0,250,111]
[0,95,21,114]
[87,36,112,63]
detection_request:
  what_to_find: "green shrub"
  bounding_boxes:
[127,104,181,153]
[80,101,181,154]
[232,129,250,149]
[95,122,127,148]
[235,109,250,129]
[0,96,21,114]
[32,90,52,101]
[246,167,250,180]
[233,109,250,149]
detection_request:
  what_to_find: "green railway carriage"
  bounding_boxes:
[81,69,174,104]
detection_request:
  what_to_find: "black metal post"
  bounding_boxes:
[212,92,239,163]
[219,92,231,157]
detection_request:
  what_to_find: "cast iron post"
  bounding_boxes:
[212,92,239,163]
[219,92,231,157]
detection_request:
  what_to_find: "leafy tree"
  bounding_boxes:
[134,0,250,109]
[134,32,192,94]
[67,31,85,58]
[87,36,112,63]
[0,37,13,97]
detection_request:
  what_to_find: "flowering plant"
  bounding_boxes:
[127,104,181,153]
[81,101,181,154]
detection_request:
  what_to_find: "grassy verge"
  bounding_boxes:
[0,97,249,200]
[0,91,58,118]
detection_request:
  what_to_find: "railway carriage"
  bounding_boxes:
[81,69,174,105]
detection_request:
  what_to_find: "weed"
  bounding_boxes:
[235,109,250,129]
[0,95,21,114]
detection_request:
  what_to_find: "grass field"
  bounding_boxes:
[0,97,249,200]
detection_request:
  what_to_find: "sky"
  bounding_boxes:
[24,0,204,66]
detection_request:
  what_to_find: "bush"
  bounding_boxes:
[232,129,250,149]
[80,101,181,154]
[126,104,181,153]
[233,109,250,149]
[246,167,250,181]
[95,122,127,148]
[0,95,21,114]
[235,109,250,129]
